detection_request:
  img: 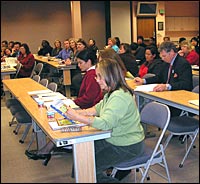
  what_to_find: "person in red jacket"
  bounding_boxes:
[73,49,103,109]
[16,43,35,78]
[178,40,199,66]
[138,45,163,78]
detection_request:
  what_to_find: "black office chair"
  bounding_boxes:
[111,102,171,183]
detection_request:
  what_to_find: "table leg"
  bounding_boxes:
[73,141,96,183]
[63,70,71,97]
[32,120,47,150]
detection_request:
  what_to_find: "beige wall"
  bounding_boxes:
[1,1,106,53]
[1,1,199,53]
[1,1,72,54]
[110,1,131,44]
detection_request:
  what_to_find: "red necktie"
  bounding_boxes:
[166,64,172,84]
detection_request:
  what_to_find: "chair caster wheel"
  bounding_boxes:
[13,130,18,135]
[9,122,12,127]
[19,140,24,144]
[179,164,183,168]
[136,168,139,172]
[193,145,196,148]
[147,176,150,180]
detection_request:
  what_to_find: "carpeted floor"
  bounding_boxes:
[1,98,199,183]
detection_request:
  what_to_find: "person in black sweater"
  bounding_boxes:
[119,43,139,77]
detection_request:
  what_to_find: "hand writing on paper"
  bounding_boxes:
[65,106,79,121]
[134,77,144,85]
[153,84,167,92]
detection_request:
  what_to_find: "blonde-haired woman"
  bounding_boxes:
[178,40,199,66]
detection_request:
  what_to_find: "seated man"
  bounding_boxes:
[134,41,193,116]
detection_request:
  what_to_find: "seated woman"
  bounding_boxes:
[66,58,145,182]
[25,49,103,163]
[178,40,199,66]
[38,40,53,56]
[138,45,163,78]
[51,40,62,56]
[98,48,127,77]
[105,37,119,53]
[16,43,35,78]
[118,43,139,77]
[1,48,13,62]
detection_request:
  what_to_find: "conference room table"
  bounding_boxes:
[33,54,77,97]
[2,78,111,183]
[126,79,199,114]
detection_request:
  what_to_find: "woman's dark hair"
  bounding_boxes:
[89,38,96,45]
[145,45,159,59]
[190,37,199,45]
[77,38,88,48]
[120,43,132,54]
[114,37,120,47]
[21,43,31,54]
[76,49,97,65]
[42,40,50,47]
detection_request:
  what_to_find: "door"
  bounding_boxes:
[137,17,156,45]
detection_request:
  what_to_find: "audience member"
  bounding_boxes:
[55,39,71,60]
[138,46,163,78]
[68,38,78,62]
[1,48,13,62]
[118,43,139,77]
[105,37,119,53]
[65,38,88,96]
[65,58,145,183]
[149,37,157,48]
[178,40,199,66]
[137,35,146,48]
[16,43,35,78]
[163,36,170,42]
[176,37,186,51]
[8,41,14,50]
[51,40,62,56]
[134,41,193,116]
[88,38,98,55]
[98,48,127,77]
[114,36,121,48]
[11,41,21,57]
[190,36,199,54]
[130,42,145,65]
[1,40,8,48]
[73,49,103,109]
[37,40,53,56]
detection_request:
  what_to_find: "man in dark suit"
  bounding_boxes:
[134,41,193,116]
[134,41,193,92]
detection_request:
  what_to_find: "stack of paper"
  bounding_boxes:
[134,84,158,92]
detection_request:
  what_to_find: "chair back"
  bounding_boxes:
[142,73,156,79]
[192,75,199,89]
[34,63,43,76]
[192,85,199,94]
[47,82,57,92]
[141,101,170,130]
[32,75,40,83]
[39,79,49,87]
[29,61,37,78]
[14,63,22,78]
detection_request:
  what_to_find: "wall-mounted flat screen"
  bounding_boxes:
[137,2,158,16]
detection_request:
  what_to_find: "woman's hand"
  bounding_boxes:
[65,106,79,121]
[65,58,71,65]
[134,77,144,85]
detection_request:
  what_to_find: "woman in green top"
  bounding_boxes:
[66,58,145,183]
